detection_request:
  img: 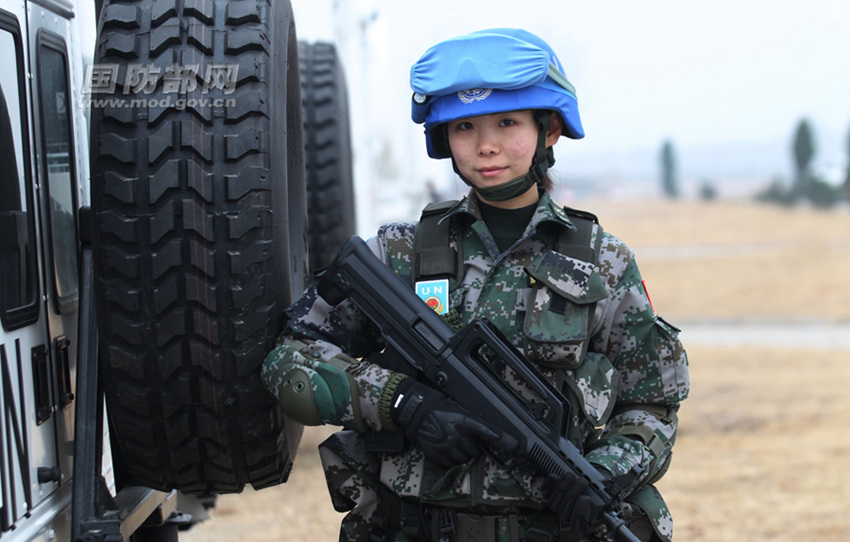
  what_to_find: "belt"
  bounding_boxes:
[373,494,583,542]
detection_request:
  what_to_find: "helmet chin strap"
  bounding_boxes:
[452,110,555,202]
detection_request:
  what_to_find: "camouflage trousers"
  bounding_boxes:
[361,500,659,542]
[319,430,666,542]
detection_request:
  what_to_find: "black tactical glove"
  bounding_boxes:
[543,471,594,533]
[390,379,502,467]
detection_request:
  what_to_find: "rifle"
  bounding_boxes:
[317,236,641,542]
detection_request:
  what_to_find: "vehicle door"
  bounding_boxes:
[27,0,88,494]
[0,0,83,535]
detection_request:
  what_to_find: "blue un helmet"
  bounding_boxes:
[410,28,583,201]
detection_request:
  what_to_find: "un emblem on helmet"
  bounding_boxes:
[457,88,493,104]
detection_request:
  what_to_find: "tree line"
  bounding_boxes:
[658,119,850,207]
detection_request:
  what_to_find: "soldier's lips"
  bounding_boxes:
[476,167,508,179]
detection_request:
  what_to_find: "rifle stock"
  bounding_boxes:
[317,236,640,542]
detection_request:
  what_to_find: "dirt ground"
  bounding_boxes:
[181,198,850,541]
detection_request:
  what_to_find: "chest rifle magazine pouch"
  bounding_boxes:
[522,250,608,370]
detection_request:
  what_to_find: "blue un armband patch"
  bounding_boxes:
[415,279,449,315]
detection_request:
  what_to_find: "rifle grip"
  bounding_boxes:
[496,431,520,454]
[316,236,366,306]
[317,271,350,306]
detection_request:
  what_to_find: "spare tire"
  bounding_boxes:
[299,41,356,271]
[90,0,306,494]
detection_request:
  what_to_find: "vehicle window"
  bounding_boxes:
[0,22,38,330]
[38,42,78,310]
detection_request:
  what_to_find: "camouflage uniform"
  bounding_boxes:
[263,191,690,541]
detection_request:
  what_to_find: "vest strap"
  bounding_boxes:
[413,200,461,285]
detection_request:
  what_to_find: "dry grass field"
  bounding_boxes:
[181,198,850,541]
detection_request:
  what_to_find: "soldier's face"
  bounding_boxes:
[447,110,560,193]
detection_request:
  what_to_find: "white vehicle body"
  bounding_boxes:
[0,1,118,539]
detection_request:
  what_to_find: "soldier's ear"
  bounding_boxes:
[546,113,563,146]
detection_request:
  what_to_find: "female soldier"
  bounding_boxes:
[262,28,689,542]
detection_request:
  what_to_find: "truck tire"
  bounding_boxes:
[89,0,306,494]
[299,41,356,271]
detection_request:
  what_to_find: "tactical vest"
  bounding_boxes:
[412,199,604,364]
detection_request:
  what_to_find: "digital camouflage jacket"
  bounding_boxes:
[262,191,690,541]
